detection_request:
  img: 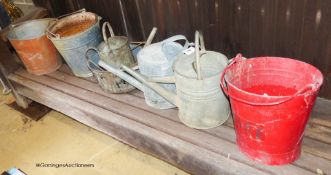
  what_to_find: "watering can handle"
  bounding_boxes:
[145,27,157,48]
[85,47,104,71]
[220,54,317,106]
[102,22,115,45]
[195,31,206,80]
[161,35,190,49]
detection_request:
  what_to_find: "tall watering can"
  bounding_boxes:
[136,28,190,109]
[122,31,231,129]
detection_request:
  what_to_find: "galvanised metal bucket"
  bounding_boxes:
[7,18,62,75]
[137,34,189,109]
[46,9,102,77]
[122,31,230,129]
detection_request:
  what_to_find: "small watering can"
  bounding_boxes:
[88,22,135,68]
[85,22,136,93]
[121,31,231,129]
[136,28,190,109]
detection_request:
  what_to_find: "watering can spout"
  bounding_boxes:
[121,65,179,107]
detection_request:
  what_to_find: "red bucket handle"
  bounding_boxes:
[220,54,317,106]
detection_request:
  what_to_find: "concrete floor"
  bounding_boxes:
[0,87,189,175]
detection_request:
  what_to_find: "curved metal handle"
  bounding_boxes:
[220,54,317,106]
[102,22,115,46]
[47,9,88,39]
[220,54,244,96]
[46,28,60,39]
[195,31,206,80]
[85,47,103,71]
[161,35,190,52]
[57,8,86,20]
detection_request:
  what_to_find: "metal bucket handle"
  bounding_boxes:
[57,8,86,20]
[46,9,101,39]
[220,54,317,106]
[195,31,206,80]
[102,22,115,46]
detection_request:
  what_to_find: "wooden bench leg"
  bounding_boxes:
[0,39,30,108]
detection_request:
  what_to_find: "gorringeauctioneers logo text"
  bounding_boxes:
[36,163,94,168]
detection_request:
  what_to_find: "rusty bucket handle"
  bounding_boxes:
[195,31,206,80]
[46,8,86,39]
[102,22,115,46]
[57,8,86,20]
[46,9,96,39]
[45,18,62,39]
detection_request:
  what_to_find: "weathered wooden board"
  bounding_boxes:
[9,68,331,174]
[9,74,268,175]
[53,65,331,163]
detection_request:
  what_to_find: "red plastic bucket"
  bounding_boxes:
[220,54,323,165]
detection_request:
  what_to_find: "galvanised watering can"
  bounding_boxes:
[136,29,190,109]
[85,22,136,93]
[121,31,230,129]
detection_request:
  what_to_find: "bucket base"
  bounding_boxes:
[237,139,301,165]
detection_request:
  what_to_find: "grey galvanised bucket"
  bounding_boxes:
[47,9,102,77]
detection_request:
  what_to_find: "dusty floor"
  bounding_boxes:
[0,87,189,175]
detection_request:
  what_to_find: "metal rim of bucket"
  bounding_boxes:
[46,11,101,40]
[220,54,324,105]
[7,18,55,40]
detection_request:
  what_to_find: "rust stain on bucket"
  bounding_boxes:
[7,18,62,75]
[54,20,95,37]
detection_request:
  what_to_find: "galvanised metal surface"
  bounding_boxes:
[47,9,102,77]
[99,22,136,68]
[122,31,230,129]
[7,18,62,75]
[136,35,189,109]
[86,40,140,94]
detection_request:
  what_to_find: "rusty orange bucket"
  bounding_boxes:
[7,18,62,75]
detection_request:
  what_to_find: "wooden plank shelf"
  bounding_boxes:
[8,66,331,175]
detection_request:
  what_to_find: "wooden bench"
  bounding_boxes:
[3,63,330,175]
[0,25,330,174]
